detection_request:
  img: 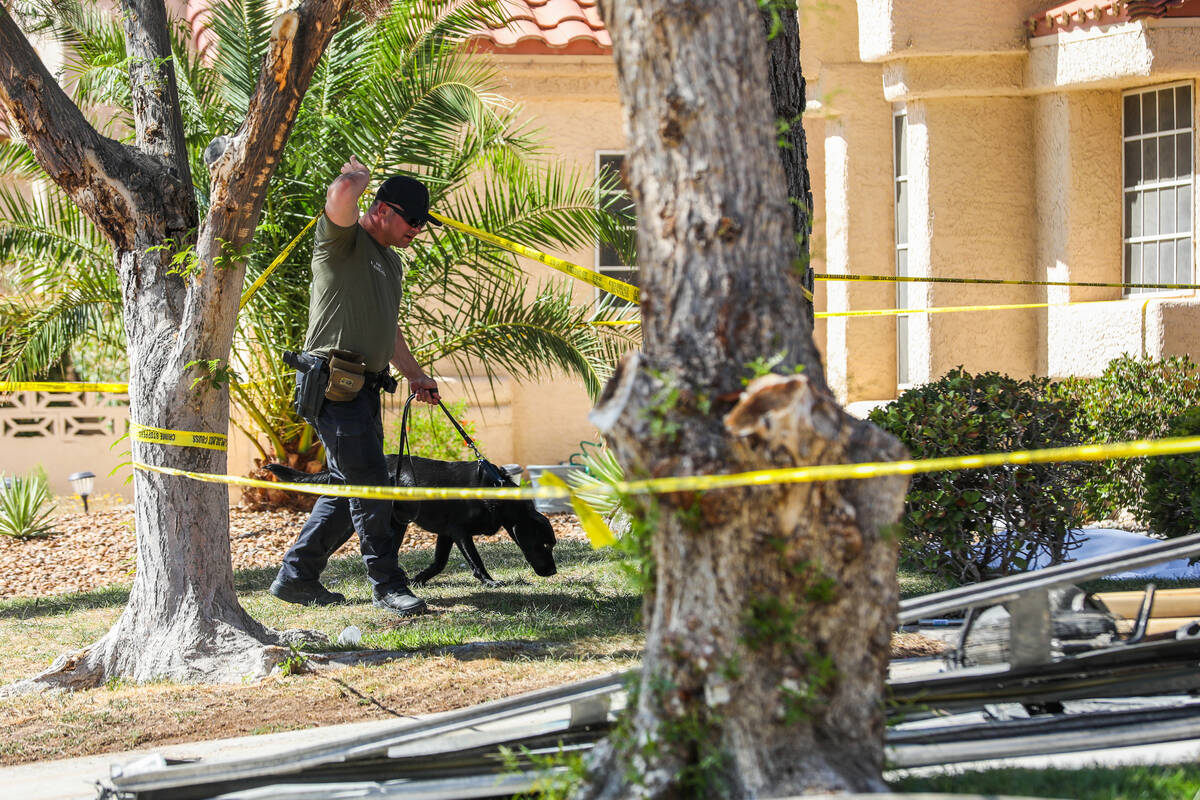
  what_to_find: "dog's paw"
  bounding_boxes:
[411,572,434,588]
[481,578,505,588]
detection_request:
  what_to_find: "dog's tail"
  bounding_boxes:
[264,462,336,485]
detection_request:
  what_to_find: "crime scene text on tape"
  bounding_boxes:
[130,423,228,451]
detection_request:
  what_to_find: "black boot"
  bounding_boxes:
[270,573,346,606]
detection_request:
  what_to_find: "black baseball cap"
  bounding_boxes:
[375,175,441,227]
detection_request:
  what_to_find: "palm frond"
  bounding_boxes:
[12,0,133,133]
[0,274,123,380]
[0,184,112,275]
[204,0,277,115]
[0,141,44,183]
[412,278,638,401]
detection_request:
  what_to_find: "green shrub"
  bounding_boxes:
[1138,406,1200,539]
[0,467,57,539]
[869,368,1087,583]
[384,399,480,460]
[1053,354,1200,523]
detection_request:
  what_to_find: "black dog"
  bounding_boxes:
[266,455,557,586]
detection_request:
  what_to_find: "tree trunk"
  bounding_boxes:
[0,0,354,692]
[578,0,908,795]
[760,0,814,325]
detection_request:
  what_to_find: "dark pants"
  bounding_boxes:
[279,389,408,594]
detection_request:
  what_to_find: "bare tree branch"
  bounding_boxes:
[206,0,355,237]
[0,4,190,251]
[118,0,194,187]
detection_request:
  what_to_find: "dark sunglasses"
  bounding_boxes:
[383,202,426,229]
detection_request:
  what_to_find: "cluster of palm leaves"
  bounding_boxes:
[0,0,639,470]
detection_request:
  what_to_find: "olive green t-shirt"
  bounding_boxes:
[303,214,406,373]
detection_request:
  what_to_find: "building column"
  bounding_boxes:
[819,66,899,404]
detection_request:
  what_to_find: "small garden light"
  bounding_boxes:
[68,471,96,513]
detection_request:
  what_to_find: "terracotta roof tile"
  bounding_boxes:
[473,0,611,55]
[1029,0,1200,36]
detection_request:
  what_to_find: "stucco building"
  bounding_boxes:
[808,0,1200,409]
[4,0,1200,495]
[465,0,1200,431]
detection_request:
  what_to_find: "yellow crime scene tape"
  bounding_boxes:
[0,381,130,392]
[816,301,1058,319]
[430,211,641,305]
[129,423,228,451]
[239,214,320,310]
[133,433,1200,548]
[815,272,1200,292]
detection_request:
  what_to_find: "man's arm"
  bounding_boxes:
[325,155,371,226]
[392,327,439,404]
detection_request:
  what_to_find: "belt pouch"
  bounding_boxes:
[326,349,366,402]
[284,350,328,424]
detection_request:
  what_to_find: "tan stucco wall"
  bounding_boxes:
[819,67,897,402]
[857,0,1049,62]
[1036,89,1129,378]
[448,55,625,466]
[804,0,896,403]
[908,95,1039,380]
[848,0,1200,398]
[1027,21,1200,92]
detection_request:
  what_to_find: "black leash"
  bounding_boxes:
[399,393,505,484]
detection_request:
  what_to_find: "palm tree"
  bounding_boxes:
[0,0,638,496]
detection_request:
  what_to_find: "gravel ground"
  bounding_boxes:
[0,505,589,600]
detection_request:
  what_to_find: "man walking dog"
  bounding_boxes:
[270,155,440,616]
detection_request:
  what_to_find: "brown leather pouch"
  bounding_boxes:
[325,349,366,401]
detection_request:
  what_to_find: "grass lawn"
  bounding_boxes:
[890,762,1200,799]
[0,539,643,764]
[2,538,1197,788]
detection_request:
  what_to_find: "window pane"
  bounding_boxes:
[1177,86,1193,131]
[1161,240,1176,283]
[1161,131,1177,177]
[598,241,623,267]
[1179,237,1193,281]
[1128,191,1142,237]
[1143,90,1158,134]
[1125,139,1141,187]
[1178,131,1193,177]
[1128,240,1142,286]
[1125,93,1142,136]
[896,182,908,244]
[1143,138,1158,183]
[896,248,909,308]
[1178,185,1193,234]
[1159,88,1175,131]
[1145,189,1159,236]
[1161,187,1176,235]
[894,115,907,177]
[1144,240,1159,284]
[897,314,909,386]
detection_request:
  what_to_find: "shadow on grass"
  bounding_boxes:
[0,584,131,618]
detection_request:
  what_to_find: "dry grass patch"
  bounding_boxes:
[0,655,634,765]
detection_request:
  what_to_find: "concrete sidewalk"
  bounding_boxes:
[0,717,404,800]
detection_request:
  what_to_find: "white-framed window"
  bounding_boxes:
[595,151,638,308]
[893,109,910,386]
[1123,82,1194,295]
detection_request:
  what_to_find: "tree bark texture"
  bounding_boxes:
[0,0,353,689]
[760,1,814,325]
[580,0,907,795]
